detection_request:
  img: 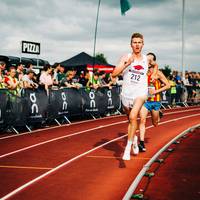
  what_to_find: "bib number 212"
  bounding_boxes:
[131,73,140,82]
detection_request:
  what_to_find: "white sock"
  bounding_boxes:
[126,140,132,149]
[133,135,138,144]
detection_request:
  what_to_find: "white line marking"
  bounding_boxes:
[1,113,200,200]
[0,121,127,159]
[1,108,200,159]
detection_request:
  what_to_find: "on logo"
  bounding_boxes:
[162,91,167,101]
[61,92,68,111]
[107,90,112,106]
[89,91,96,108]
[30,93,39,114]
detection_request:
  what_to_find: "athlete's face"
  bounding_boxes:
[131,37,144,54]
[147,54,156,68]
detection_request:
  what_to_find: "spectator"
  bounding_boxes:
[16,62,24,82]
[175,71,182,103]
[99,71,110,87]
[86,71,100,90]
[4,67,20,95]
[0,61,6,88]
[52,63,61,86]
[57,65,65,83]
[60,70,80,89]
[39,64,53,95]
[168,75,176,106]
[72,69,79,83]
[22,70,38,89]
[25,63,33,72]
[0,61,6,72]
[78,70,90,87]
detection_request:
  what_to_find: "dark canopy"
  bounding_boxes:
[60,52,114,69]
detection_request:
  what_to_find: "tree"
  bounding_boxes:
[95,53,108,64]
[161,65,172,78]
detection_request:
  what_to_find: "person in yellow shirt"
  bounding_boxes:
[168,75,177,106]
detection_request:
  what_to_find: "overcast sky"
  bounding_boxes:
[0,0,199,72]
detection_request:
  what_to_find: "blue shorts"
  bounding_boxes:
[144,101,161,111]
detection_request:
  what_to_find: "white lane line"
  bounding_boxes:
[0,106,198,140]
[1,113,200,200]
[1,108,200,159]
[0,120,127,159]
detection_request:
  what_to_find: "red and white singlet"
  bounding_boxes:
[121,54,148,107]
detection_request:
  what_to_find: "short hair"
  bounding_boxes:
[66,70,73,77]
[43,64,51,71]
[17,62,23,66]
[147,52,156,61]
[94,71,99,76]
[0,61,6,66]
[131,33,144,41]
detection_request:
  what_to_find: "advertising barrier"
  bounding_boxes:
[0,89,9,128]
[1,85,198,133]
[49,88,82,118]
[80,88,107,116]
[22,89,48,123]
[100,87,121,112]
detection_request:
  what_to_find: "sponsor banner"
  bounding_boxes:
[0,89,9,127]
[49,88,82,118]
[23,89,48,122]
[99,86,121,111]
[22,41,40,55]
[6,92,28,126]
[87,64,114,73]
[80,88,107,116]
[161,90,171,104]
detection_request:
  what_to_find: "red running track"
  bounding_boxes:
[0,106,200,200]
[135,127,200,200]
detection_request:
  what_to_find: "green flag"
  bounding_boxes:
[120,0,132,15]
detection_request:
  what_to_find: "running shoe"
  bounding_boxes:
[138,143,146,152]
[122,147,131,160]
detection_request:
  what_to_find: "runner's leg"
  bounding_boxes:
[139,105,149,151]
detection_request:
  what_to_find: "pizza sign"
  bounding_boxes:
[22,41,40,55]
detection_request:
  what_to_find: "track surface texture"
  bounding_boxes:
[0,106,200,200]
[134,127,200,200]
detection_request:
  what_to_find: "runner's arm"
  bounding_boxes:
[112,55,133,78]
[152,71,170,94]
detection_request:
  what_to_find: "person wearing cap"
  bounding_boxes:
[138,52,170,152]
[22,69,38,89]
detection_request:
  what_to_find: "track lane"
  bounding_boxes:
[0,107,199,157]
[0,107,200,199]
[2,115,200,200]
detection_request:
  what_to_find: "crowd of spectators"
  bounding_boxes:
[0,61,120,96]
[0,60,199,104]
[167,70,200,105]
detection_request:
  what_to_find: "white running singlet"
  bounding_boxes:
[121,54,148,107]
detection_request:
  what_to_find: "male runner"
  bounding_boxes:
[138,52,170,152]
[112,33,153,160]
